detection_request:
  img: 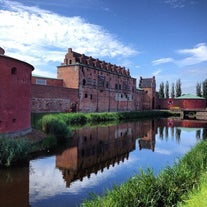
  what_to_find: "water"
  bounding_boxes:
[0,118,207,207]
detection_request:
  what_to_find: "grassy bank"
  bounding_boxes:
[178,172,207,207]
[32,110,177,129]
[1,110,177,167]
[81,140,207,207]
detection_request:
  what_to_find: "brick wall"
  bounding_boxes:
[0,54,33,135]
[57,65,79,89]
[32,84,78,112]
[158,98,206,110]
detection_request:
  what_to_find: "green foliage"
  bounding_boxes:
[81,141,207,207]
[37,111,175,134]
[196,82,202,97]
[86,112,119,123]
[176,79,182,97]
[41,135,57,149]
[165,81,169,98]
[159,82,165,98]
[66,113,87,125]
[0,137,31,166]
[202,79,207,99]
[41,114,71,139]
[178,173,207,207]
[171,82,175,98]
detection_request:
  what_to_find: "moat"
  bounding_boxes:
[1,118,207,207]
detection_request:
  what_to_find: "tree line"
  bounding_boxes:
[196,79,207,99]
[158,79,182,99]
[158,79,207,99]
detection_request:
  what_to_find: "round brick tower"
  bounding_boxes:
[0,48,34,137]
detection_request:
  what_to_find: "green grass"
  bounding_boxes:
[81,140,207,207]
[32,110,176,129]
[0,137,32,166]
[178,173,207,207]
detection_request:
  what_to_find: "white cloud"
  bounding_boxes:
[152,68,162,76]
[152,57,174,66]
[176,43,207,66]
[0,0,137,77]
[164,0,186,8]
[152,43,207,68]
[155,148,171,155]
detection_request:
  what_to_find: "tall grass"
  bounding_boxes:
[33,110,175,130]
[178,173,207,207]
[81,140,207,207]
[41,114,71,139]
[0,137,31,166]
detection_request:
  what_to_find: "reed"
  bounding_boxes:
[0,137,31,166]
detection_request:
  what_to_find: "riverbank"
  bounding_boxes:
[81,140,207,207]
[1,110,178,167]
[32,110,179,129]
[178,172,207,207]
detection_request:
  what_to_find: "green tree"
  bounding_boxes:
[165,81,169,98]
[176,79,182,97]
[196,82,202,97]
[203,79,207,99]
[171,82,175,98]
[159,82,165,98]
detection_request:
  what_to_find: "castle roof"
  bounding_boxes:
[139,77,155,88]
[175,94,205,100]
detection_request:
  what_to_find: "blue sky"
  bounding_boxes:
[0,0,207,94]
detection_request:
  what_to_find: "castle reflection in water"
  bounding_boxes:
[1,118,207,207]
[56,118,207,187]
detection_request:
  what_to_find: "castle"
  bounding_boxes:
[32,48,157,113]
[0,47,156,136]
[1,47,206,137]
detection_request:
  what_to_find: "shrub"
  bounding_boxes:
[0,137,31,166]
[41,115,71,139]
[41,135,57,149]
[66,113,87,125]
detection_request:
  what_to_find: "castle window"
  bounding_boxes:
[119,84,121,90]
[106,81,109,88]
[98,75,105,87]
[90,94,93,100]
[85,93,88,98]
[115,83,118,89]
[87,78,92,85]
[69,60,72,64]
[83,79,86,86]
[11,67,17,75]
[36,79,47,85]
[82,67,85,74]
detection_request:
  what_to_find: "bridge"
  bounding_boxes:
[181,109,207,120]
